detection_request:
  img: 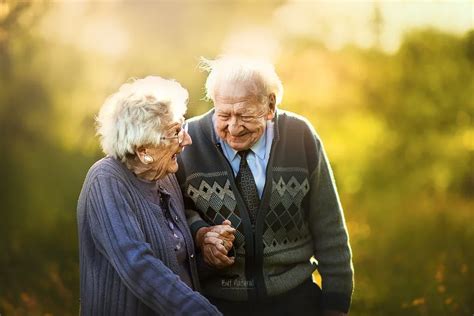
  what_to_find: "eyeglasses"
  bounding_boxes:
[160,122,188,145]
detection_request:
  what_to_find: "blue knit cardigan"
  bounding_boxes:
[77,157,221,315]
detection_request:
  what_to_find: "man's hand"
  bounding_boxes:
[196,220,236,269]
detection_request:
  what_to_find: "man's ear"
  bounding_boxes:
[266,93,276,120]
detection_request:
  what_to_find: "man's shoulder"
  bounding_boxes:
[277,109,318,135]
[277,109,303,120]
[187,109,213,126]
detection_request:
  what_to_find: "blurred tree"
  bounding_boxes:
[363,29,473,200]
[353,29,474,315]
[0,2,85,314]
[370,1,383,50]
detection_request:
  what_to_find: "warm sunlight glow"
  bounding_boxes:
[221,26,281,61]
[39,2,129,58]
[0,2,10,21]
[274,0,473,52]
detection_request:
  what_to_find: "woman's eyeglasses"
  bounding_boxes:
[160,122,188,145]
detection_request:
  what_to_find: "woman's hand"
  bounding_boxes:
[196,220,236,268]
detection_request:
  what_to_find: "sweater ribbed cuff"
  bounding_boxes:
[322,292,351,313]
[190,220,210,239]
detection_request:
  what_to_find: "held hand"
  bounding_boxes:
[196,220,236,269]
[202,242,235,268]
[196,220,236,249]
[208,220,236,241]
[202,231,234,253]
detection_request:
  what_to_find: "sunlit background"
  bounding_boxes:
[0,0,472,315]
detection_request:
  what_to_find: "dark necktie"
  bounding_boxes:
[235,150,260,226]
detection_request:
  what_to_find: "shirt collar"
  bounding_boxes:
[251,128,267,160]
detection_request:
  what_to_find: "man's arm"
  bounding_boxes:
[308,137,354,314]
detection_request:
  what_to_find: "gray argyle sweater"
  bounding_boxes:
[176,109,353,312]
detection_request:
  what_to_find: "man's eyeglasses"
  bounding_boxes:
[160,122,188,145]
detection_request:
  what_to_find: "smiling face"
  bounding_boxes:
[136,117,192,180]
[213,80,275,152]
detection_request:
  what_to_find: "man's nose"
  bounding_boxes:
[228,117,243,135]
[180,130,192,147]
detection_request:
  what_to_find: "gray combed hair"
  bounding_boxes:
[96,76,188,160]
[200,55,283,106]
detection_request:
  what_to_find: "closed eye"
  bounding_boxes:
[218,114,230,120]
[241,116,254,122]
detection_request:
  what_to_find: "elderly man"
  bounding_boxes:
[176,56,353,316]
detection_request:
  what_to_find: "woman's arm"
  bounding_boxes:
[86,174,221,315]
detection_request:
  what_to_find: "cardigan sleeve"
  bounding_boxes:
[186,208,210,239]
[85,174,221,316]
[307,138,354,313]
[176,155,210,240]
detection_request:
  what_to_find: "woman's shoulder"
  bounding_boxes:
[88,156,123,176]
[84,157,132,187]
[78,157,133,206]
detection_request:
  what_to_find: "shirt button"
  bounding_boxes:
[175,216,179,221]
[190,254,194,259]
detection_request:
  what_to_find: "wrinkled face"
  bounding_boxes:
[213,81,275,151]
[142,118,192,179]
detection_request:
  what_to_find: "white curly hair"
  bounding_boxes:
[200,55,283,106]
[96,76,188,161]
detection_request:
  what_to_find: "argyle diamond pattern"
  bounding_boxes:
[263,176,311,249]
[187,179,245,249]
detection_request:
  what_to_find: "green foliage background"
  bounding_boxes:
[0,2,472,315]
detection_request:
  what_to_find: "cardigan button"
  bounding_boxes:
[190,254,195,259]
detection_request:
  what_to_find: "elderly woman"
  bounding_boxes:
[77,76,221,315]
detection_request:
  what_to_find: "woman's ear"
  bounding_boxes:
[135,146,153,164]
[266,93,276,120]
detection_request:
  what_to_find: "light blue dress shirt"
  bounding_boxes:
[214,119,274,198]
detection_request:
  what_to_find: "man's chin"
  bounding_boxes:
[227,140,251,152]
